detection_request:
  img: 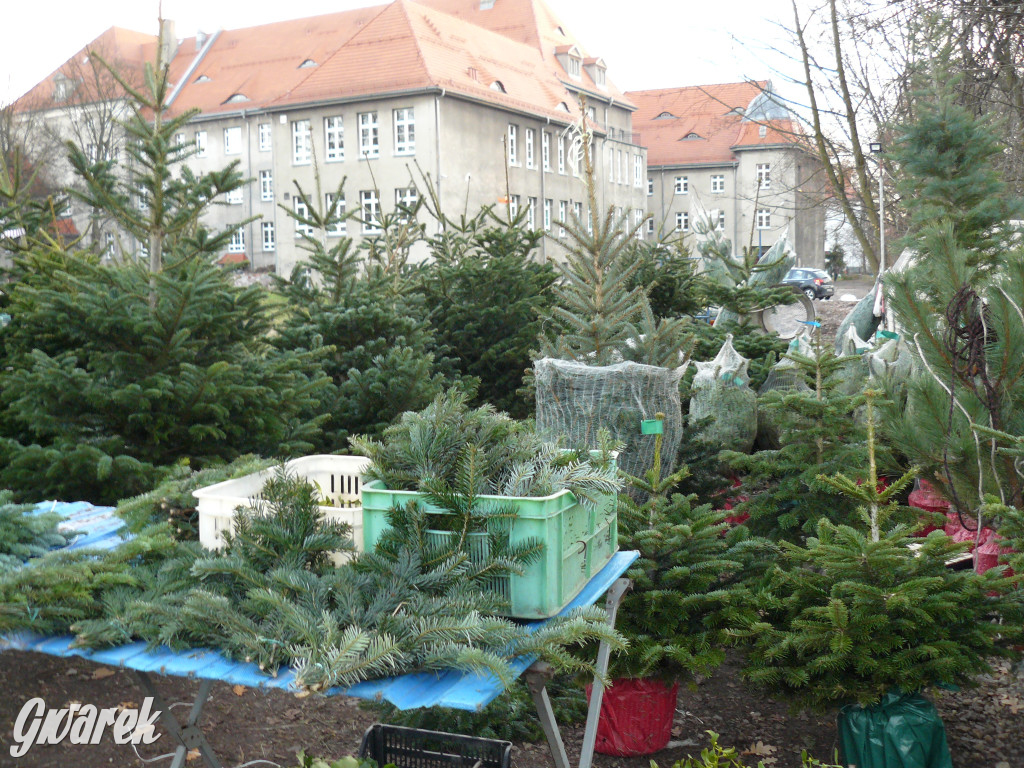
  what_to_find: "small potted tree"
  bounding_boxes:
[736,393,1023,767]
[591,415,771,756]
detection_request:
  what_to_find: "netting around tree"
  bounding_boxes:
[713,234,796,327]
[756,333,813,449]
[836,325,874,396]
[834,286,882,353]
[688,334,757,454]
[534,358,687,480]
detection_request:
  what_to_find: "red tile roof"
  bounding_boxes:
[15,27,157,110]
[627,82,802,168]
[418,0,633,108]
[19,0,609,128]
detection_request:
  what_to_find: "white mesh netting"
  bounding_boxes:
[534,358,688,480]
[688,334,758,454]
[756,333,813,449]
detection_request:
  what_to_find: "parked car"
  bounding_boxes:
[781,268,835,300]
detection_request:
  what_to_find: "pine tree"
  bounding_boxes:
[736,393,1023,712]
[722,329,880,542]
[885,92,1024,514]
[537,123,690,367]
[0,52,330,504]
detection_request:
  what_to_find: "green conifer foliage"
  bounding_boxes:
[612,418,770,681]
[0,55,330,504]
[722,330,877,542]
[886,95,1024,512]
[273,181,449,450]
[737,395,1023,712]
[419,206,557,418]
[0,492,77,572]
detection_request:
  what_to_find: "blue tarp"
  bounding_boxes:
[3,502,638,711]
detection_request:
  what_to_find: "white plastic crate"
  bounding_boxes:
[194,455,370,564]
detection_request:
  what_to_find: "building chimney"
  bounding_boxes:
[159,19,178,64]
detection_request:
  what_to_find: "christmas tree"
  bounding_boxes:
[0,51,329,503]
[722,328,879,542]
[737,393,1023,712]
[885,91,1024,515]
[612,416,770,681]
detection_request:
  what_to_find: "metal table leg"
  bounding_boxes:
[525,577,631,768]
[134,671,223,768]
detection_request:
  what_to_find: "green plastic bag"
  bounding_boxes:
[838,692,953,768]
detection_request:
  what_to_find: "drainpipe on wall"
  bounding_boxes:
[243,110,254,272]
[434,89,444,231]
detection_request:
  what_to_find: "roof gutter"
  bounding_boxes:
[167,29,221,107]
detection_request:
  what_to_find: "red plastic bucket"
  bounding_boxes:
[587,677,679,756]
[909,479,950,537]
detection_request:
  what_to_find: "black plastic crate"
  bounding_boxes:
[358,724,512,768]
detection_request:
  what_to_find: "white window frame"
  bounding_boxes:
[756,209,771,229]
[616,150,623,183]
[509,194,520,218]
[395,186,418,222]
[543,198,552,231]
[261,221,276,251]
[294,198,314,237]
[675,212,689,232]
[223,126,242,156]
[258,123,272,152]
[292,120,312,165]
[507,124,519,165]
[228,228,245,253]
[325,193,347,235]
[195,130,207,158]
[358,112,379,159]
[674,175,687,194]
[634,156,642,188]
[394,107,415,155]
[634,209,644,239]
[711,174,725,193]
[647,178,654,196]
[757,163,771,190]
[567,56,581,78]
[361,190,381,234]
[646,218,655,236]
[225,187,244,205]
[542,132,550,171]
[717,210,725,230]
[525,128,535,169]
[259,170,273,202]
[557,136,565,174]
[558,200,567,237]
[527,196,536,229]
[325,116,344,162]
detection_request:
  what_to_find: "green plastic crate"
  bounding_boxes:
[361,481,618,619]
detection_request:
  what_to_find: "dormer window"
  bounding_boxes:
[224,93,249,104]
[490,81,506,93]
[683,132,702,140]
[584,58,607,88]
[299,59,317,68]
[759,125,768,138]
[195,74,211,83]
[53,75,75,102]
[555,45,583,80]
[655,111,675,120]
[556,102,570,113]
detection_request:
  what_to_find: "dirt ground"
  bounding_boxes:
[2,286,1021,768]
[1,649,1021,768]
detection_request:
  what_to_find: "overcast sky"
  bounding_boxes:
[2,0,804,106]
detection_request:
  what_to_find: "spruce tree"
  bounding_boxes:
[613,416,770,681]
[272,180,449,450]
[0,52,330,504]
[737,393,1023,712]
[722,329,878,542]
[419,206,556,418]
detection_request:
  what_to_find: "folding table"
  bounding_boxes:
[2,502,637,768]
